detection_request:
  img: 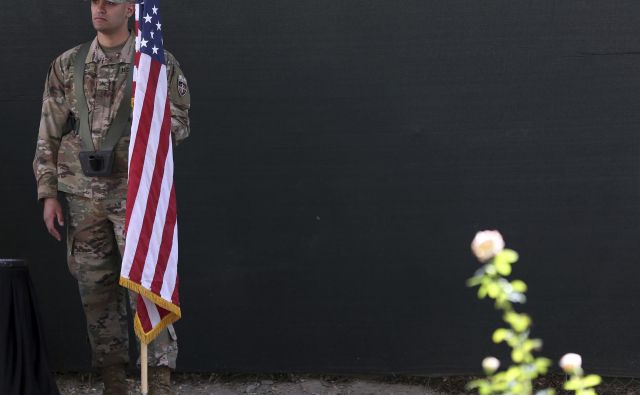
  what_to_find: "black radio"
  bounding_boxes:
[79,150,115,177]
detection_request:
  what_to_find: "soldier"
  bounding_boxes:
[33,0,190,393]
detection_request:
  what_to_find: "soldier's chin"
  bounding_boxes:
[93,23,116,34]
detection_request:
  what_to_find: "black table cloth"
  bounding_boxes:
[0,259,59,395]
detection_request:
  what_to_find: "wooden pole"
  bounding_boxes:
[141,342,148,395]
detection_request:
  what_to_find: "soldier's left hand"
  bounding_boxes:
[43,197,64,241]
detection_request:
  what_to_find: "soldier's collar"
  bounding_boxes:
[87,33,135,65]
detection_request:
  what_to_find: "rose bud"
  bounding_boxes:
[559,353,582,373]
[482,356,500,374]
[471,230,505,262]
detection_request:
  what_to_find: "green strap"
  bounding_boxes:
[73,41,133,152]
[102,59,133,151]
[73,42,92,151]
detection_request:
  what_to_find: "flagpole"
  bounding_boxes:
[141,342,148,395]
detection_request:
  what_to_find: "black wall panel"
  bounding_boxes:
[2,1,640,375]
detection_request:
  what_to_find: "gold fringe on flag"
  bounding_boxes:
[119,276,181,344]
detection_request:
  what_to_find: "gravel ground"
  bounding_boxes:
[55,373,463,395]
[54,373,640,395]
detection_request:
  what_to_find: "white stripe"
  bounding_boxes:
[134,4,141,53]
[160,221,179,301]
[159,143,178,301]
[143,296,161,328]
[141,110,175,289]
[124,62,167,275]
[121,57,167,277]
[122,55,151,276]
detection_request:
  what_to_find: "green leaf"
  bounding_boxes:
[478,285,488,299]
[511,280,527,293]
[534,357,551,374]
[523,339,542,352]
[511,382,524,394]
[466,379,486,390]
[495,298,512,310]
[582,375,602,387]
[504,312,531,332]
[495,259,512,276]
[466,275,483,287]
[492,328,511,343]
[512,348,524,363]
[501,249,519,263]
[577,389,597,395]
[493,380,508,392]
[492,372,508,390]
[564,378,582,391]
[487,282,500,298]
[504,366,520,381]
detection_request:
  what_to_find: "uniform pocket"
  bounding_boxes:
[66,227,80,279]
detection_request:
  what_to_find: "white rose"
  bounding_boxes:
[471,230,505,262]
[482,356,500,374]
[559,353,582,373]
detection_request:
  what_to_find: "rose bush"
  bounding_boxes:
[466,231,601,395]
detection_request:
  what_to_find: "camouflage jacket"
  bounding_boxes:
[33,33,190,201]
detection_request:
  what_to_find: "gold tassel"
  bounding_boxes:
[120,276,181,344]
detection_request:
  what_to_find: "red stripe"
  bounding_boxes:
[128,80,171,284]
[158,306,170,319]
[125,59,161,233]
[148,105,176,294]
[136,296,152,332]
[172,276,180,306]
[126,60,163,282]
[151,182,177,294]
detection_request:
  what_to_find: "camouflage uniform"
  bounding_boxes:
[33,33,190,369]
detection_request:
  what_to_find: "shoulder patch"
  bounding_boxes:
[177,74,188,97]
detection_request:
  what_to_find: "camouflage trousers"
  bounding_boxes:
[64,192,178,369]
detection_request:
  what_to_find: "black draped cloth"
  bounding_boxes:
[0,259,59,395]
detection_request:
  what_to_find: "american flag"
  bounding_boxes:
[120,0,181,344]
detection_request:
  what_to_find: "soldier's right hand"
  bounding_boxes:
[43,198,64,241]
